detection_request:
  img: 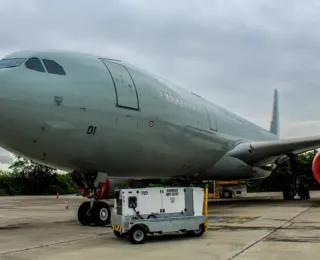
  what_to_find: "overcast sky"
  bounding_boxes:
[0,0,320,169]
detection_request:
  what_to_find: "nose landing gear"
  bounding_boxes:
[72,171,111,226]
[77,200,111,226]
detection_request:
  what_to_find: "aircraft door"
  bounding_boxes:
[205,108,218,131]
[102,60,139,110]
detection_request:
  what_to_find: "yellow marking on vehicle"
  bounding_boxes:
[112,224,122,232]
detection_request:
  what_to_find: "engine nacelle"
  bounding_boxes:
[312,151,320,184]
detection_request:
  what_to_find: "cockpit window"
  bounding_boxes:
[0,58,26,69]
[42,59,66,76]
[25,57,45,72]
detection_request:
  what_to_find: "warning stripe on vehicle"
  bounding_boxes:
[112,224,122,232]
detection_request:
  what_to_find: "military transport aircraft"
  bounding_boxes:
[1,50,320,226]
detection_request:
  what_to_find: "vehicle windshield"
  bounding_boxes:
[0,58,26,69]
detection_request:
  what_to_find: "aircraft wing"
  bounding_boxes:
[227,135,320,166]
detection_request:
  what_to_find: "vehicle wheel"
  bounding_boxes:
[91,201,111,226]
[77,201,92,226]
[114,230,127,238]
[222,190,232,199]
[129,226,147,244]
[188,224,205,237]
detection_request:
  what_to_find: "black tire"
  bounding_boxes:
[283,187,295,200]
[129,226,147,244]
[299,184,310,200]
[114,230,127,238]
[222,190,232,199]
[306,189,310,199]
[188,224,205,237]
[91,201,111,226]
[77,201,92,226]
[283,192,294,200]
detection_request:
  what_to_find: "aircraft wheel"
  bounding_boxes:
[298,183,310,200]
[283,185,295,200]
[91,201,111,226]
[77,201,92,226]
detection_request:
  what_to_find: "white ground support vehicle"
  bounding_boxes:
[220,183,247,199]
[111,186,208,244]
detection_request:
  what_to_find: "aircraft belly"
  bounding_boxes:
[97,117,227,177]
[0,100,228,177]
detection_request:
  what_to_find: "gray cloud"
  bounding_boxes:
[0,0,320,151]
[0,148,14,165]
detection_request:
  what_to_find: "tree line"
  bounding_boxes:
[0,152,319,196]
[0,156,77,196]
[248,151,320,192]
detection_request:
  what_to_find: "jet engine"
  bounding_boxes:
[312,151,320,184]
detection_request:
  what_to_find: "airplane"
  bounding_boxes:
[1,50,320,226]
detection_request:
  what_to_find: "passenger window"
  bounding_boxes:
[170,94,175,102]
[165,93,170,99]
[174,96,178,103]
[25,58,45,72]
[160,90,164,98]
[42,59,66,75]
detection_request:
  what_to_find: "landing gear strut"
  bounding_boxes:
[72,172,111,226]
[282,154,310,200]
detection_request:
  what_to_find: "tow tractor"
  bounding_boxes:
[111,186,209,244]
[208,181,247,199]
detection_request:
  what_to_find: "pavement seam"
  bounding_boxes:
[227,206,312,260]
[0,233,111,256]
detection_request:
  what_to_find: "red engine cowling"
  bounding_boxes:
[312,151,320,184]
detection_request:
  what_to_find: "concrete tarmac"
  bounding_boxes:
[1,192,320,260]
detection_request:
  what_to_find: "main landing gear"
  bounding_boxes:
[282,154,310,200]
[77,200,110,226]
[72,172,111,226]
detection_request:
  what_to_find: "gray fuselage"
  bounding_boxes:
[0,51,279,180]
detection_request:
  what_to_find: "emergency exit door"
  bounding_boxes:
[102,60,139,110]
